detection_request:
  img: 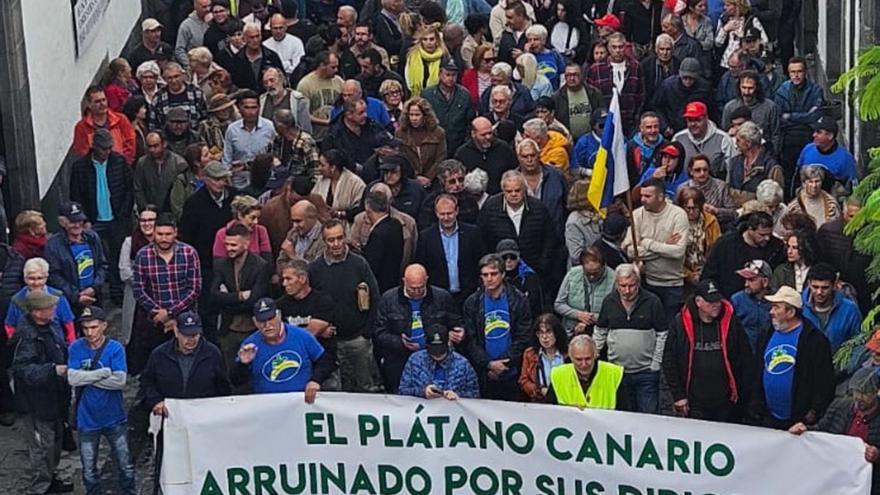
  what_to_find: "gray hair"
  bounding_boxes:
[243,21,262,35]
[655,33,674,48]
[516,138,540,155]
[522,118,548,139]
[478,253,504,273]
[799,164,827,182]
[756,179,784,205]
[501,169,526,189]
[662,13,684,33]
[736,121,763,146]
[279,258,310,278]
[525,24,548,40]
[23,257,49,277]
[490,62,513,79]
[188,46,213,67]
[490,85,512,100]
[615,263,641,281]
[569,334,598,354]
[136,60,162,79]
[338,5,357,21]
[273,109,296,128]
[464,168,488,195]
[364,190,390,213]
[437,159,466,180]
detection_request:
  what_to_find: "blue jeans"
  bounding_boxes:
[645,284,684,326]
[78,422,137,495]
[621,370,660,414]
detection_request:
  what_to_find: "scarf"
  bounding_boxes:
[685,215,707,272]
[794,190,837,225]
[406,47,443,97]
[12,233,46,260]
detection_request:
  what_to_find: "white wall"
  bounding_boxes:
[21,0,141,197]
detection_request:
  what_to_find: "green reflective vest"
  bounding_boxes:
[550,361,623,409]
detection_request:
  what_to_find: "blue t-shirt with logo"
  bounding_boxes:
[409,299,425,349]
[240,323,325,394]
[70,242,95,289]
[763,325,803,420]
[67,338,127,432]
[483,292,512,362]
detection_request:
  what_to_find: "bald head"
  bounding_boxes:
[403,264,428,299]
[290,200,319,234]
[471,117,494,149]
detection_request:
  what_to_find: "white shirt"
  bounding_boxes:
[506,202,525,235]
[611,61,626,92]
[263,35,305,75]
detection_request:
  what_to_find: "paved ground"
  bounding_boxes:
[0,307,158,494]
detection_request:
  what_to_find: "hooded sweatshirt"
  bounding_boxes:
[673,121,737,179]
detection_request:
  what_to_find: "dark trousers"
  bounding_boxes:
[93,219,127,303]
[645,283,684,326]
[621,370,660,413]
[24,415,63,495]
[0,340,14,414]
[689,401,736,423]
[197,266,219,346]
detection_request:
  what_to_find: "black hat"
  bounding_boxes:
[812,116,838,134]
[694,279,724,303]
[176,311,203,336]
[375,133,402,148]
[60,201,89,222]
[441,58,460,72]
[253,297,278,322]
[743,26,762,41]
[379,155,406,171]
[496,239,519,257]
[78,306,107,323]
[602,212,628,239]
[425,324,449,357]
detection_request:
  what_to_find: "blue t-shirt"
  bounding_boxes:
[763,325,803,420]
[409,299,425,349]
[534,50,564,88]
[70,242,95,289]
[483,292,512,363]
[68,338,127,432]
[796,143,858,183]
[240,323,325,394]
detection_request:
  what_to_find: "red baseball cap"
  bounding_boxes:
[594,14,621,30]
[659,144,679,157]
[683,101,708,119]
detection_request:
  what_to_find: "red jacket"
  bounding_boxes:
[461,68,482,108]
[72,110,137,164]
[104,81,131,113]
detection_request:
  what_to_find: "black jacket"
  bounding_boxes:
[367,178,425,220]
[229,46,285,92]
[663,299,754,407]
[415,222,485,297]
[498,30,527,67]
[701,231,786,298]
[818,218,874,313]
[477,194,557,277]
[179,187,238,270]
[418,190,480,227]
[751,320,834,426]
[139,338,231,412]
[69,151,133,226]
[363,215,404,293]
[373,285,462,391]
[210,253,271,335]
[322,118,390,168]
[649,75,713,132]
[461,283,533,373]
[453,138,517,195]
[0,245,24,333]
[44,230,109,306]
[640,55,681,103]
[551,83,604,136]
[372,11,403,62]
[11,317,69,420]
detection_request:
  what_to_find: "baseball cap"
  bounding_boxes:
[78,306,107,323]
[594,14,621,30]
[379,155,406,172]
[736,259,773,279]
[25,291,59,311]
[694,279,724,303]
[764,286,803,309]
[865,329,880,354]
[441,58,459,72]
[425,324,450,357]
[142,18,163,31]
[602,212,628,238]
[683,101,708,119]
[659,144,679,158]
[376,133,402,148]
[166,107,189,123]
[679,57,701,79]
[496,239,520,257]
[92,128,114,150]
[743,26,762,41]
[60,201,89,222]
[204,161,232,179]
[812,116,838,134]
[176,311,203,336]
[253,297,278,322]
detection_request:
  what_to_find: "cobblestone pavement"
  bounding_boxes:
[0,307,158,494]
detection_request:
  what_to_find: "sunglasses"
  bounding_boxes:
[502,253,519,261]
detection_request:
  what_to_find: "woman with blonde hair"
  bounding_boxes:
[514,53,553,100]
[211,195,273,264]
[11,210,48,260]
[404,24,447,97]
[564,180,603,265]
[714,0,766,68]
[379,79,405,131]
[188,46,222,100]
[396,97,447,186]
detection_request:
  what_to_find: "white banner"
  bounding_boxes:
[161,393,871,495]
[72,0,110,57]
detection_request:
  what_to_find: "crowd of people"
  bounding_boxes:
[3,0,879,492]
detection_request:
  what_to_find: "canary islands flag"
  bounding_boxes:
[587,90,630,214]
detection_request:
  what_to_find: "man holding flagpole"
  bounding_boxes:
[586,89,632,217]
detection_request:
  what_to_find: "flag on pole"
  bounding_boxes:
[587,89,630,215]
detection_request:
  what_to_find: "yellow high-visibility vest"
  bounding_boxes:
[550,361,623,409]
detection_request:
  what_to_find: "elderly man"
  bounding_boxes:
[546,335,625,409]
[149,62,209,130]
[12,291,74,494]
[73,86,137,165]
[484,85,523,130]
[44,202,108,313]
[371,155,424,219]
[524,25,565,87]
[587,32,644,135]
[661,13,704,72]
[423,60,474,156]
[270,109,320,185]
[478,170,557,280]
[663,280,753,422]
[722,70,781,154]
[399,324,480,400]
[231,298,334,401]
[622,178,689,321]
[362,191,404,292]
[261,69,312,133]
[454,117,517,195]
[229,20,286,92]
[419,160,481,225]
[731,260,774,351]
[478,62,535,118]
[522,118,569,172]
[552,63,603,142]
[374,264,461,393]
[133,131,188,214]
[222,90,277,189]
[516,138,567,237]
[296,51,344,141]
[595,263,668,414]
[175,0,211,67]
[264,13,305,79]
[641,33,680,102]
[673,101,736,178]
[278,200,324,264]
[649,58,712,134]
[330,79,391,128]
[751,286,834,429]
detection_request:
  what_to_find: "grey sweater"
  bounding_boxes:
[175,12,210,67]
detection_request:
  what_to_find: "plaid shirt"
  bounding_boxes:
[586,60,645,135]
[133,241,202,317]
[270,130,321,182]
[148,84,208,131]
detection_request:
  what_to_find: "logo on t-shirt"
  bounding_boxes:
[764,344,797,375]
[262,350,303,383]
[484,310,510,339]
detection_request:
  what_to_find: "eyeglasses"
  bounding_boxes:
[445,176,464,184]
[483,57,496,63]
[384,90,402,97]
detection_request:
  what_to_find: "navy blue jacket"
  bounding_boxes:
[69,151,133,226]
[139,338,230,411]
[44,230,108,307]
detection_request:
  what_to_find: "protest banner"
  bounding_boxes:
[160,392,871,495]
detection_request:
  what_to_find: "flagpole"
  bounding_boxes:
[624,191,640,263]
